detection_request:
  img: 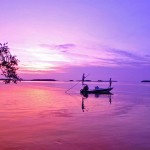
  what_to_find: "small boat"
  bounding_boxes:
[80,85,113,95]
[80,74,113,95]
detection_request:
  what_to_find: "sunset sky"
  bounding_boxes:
[0,0,150,81]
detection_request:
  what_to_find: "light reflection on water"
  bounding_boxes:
[0,81,150,150]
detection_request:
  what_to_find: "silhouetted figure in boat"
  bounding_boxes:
[80,84,89,96]
[95,86,100,90]
[82,73,85,85]
[83,84,89,91]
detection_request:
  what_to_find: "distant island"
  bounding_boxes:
[31,79,57,81]
[141,80,150,82]
[0,78,58,81]
[76,80,92,82]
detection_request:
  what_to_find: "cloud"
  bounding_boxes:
[39,43,76,52]
[106,48,142,60]
[18,42,150,74]
[104,48,150,66]
[145,54,150,57]
[48,44,150,68]
[55,44,75,50]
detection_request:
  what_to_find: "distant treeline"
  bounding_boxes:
[8,79,58,81]
[31,79,57,81]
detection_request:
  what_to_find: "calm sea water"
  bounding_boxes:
[0,81,150,150]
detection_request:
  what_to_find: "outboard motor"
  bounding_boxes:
[80,85,89,93]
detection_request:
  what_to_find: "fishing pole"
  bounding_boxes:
[65,74,90,93]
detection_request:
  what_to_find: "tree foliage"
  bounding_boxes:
[0,43,21,84]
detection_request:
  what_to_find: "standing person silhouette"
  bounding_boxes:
[82,73,85,85]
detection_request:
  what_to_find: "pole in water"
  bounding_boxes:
[109,78,112,88]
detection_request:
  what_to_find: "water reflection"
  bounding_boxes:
[81,93,112,112]
[1,82,150,150]
[82,97,86,112]
[95,93,112,102]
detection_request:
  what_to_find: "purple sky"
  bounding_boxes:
[0,0,150,81]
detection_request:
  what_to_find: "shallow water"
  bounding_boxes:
[0,81,150,150]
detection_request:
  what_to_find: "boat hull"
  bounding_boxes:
[80,87,113,94]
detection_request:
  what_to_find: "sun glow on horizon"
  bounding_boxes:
[21,62,56,71]
[17,46,73,72]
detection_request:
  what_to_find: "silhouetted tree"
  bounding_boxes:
[0,43,21,84]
